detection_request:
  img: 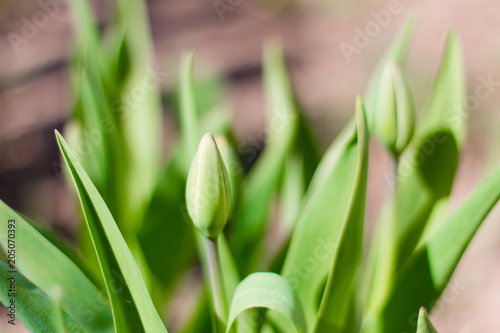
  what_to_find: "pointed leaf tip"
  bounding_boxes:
[417,307,438,333]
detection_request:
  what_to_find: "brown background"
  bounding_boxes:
[1,0,500,331]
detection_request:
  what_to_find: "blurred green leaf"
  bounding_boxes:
[0,200,113,333]
[227,272,306,333]
[56,132,167,333]
[0,261,84,332]
[281,108,362,330]
[362,162,500,332]
[416,307,438,333]
[313,97,369,333]
[232,42,298,273]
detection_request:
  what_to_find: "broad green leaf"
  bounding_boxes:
[362,162,500,332]
[0,200,113,333]
[227,272,306,333]
[365,31,466,314]
[364,15,415,131]
[56,132,167,333]
[313,97,369,333]
[281,104,363,330]
[232,42,298,273]
[417,307,438,333]
[0,261,84,332]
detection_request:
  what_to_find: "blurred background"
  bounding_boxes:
[1,0,500,332]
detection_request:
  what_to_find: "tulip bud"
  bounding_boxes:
[374,62,415,156]
[186,133,232,239]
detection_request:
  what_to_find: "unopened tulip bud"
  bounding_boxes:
[374,62,415,156]
[186,133,232,239]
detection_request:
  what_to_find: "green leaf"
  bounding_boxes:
[226,272,306,333]
[313,97,369,332]
[232,42,298,273]
[281,102,364,330]
[398,31,466,259]
[415,32,466,146]
[0,200,113,333]
[417,307,438,333]
[0,261,84,332]
[56,132,167,333]
[364,15,415,132]
[362,162,500,332]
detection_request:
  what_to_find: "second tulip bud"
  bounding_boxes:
[374,62,415,157]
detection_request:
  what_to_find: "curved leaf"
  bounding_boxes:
[0,260,85,332]
[56,132,167,333]
[313,97,369,332]
[227,272,306,333]
[282,102,363,329]
[0,201,113,332]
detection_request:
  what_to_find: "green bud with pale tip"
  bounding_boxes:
[374,61,415,156]
[186,133,232,239]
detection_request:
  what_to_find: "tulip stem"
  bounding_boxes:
[206,237,228,329]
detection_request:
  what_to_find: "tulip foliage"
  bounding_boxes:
[1,2,500,333]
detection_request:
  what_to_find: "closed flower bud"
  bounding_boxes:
[374,62,415,156]
[186,133,232,239]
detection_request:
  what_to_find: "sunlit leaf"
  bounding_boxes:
[0,201,113,332]
[0,261,85,332]
[362,163,500,332]
[282,101,364,330]
[313,97,369,332]
[56,132,167,333]
[227,272,306,333]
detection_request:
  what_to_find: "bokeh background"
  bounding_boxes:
[1,0,500,332]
